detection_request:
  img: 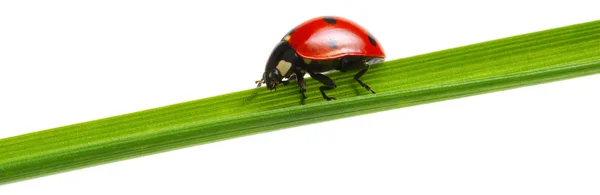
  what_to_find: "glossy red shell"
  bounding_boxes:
[286,16,385,60]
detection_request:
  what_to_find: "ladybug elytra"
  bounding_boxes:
[256,16,385,101]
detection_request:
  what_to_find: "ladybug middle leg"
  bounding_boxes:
[307,71,337,101]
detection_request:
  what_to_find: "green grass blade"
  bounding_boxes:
[1,20,600,185]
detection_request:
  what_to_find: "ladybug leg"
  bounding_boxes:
[280,74,297,86]
[354,63,376,94]
[340,58,376,94]
[308,72,337,101]
[288,74,297,80]
[294,66,307,99]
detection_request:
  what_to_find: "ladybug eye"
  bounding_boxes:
[269,69,282,81]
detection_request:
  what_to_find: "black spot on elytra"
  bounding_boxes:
[367,33,377,46]
[327,39,338,49]
[323,16,337,24]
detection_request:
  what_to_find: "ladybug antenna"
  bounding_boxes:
[255,79,264,87]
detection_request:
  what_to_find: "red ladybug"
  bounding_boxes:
[256,16,385,101]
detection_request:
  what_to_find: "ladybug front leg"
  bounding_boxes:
[308,72,337,101]
[294,65,307,99]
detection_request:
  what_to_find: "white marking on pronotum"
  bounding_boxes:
[276,60,292,75]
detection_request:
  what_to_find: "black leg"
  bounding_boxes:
[309,73,337,101]
[355,65,376,94]
[293,66,307,99]
[340,59,376,94]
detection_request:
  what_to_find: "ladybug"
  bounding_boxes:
[256,16,385,101]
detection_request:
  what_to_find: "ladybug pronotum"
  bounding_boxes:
[256,16,385,101]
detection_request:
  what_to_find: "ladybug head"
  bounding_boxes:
[263,68,283,90]
[256,41,294,90]
[254,68,283,90]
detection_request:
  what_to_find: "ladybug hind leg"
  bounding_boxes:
[341,58,376,94]
[354,63,376,94]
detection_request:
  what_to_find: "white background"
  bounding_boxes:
[1,0,600,194]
